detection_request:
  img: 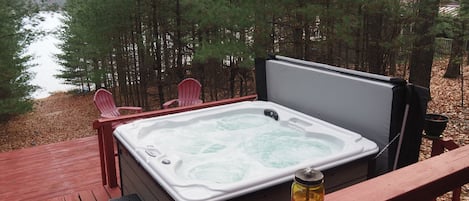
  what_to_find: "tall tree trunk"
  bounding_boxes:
[445,37,463,78]
[366,4,385,74]
[388,0,402,76]
[151,1,165,108]
[176,0,184,80]
[135,0,148,108]
[293,3,305,59]
[195,27,206,101]
[304,22,312,61]
[254,0,271,58]
[229,56,236,98]
[325,0,333,64]
[344,43,349,68]
[409,0,440,90]
[124,34,134,106]
[354,3,363,70]
[116,35,127,105]
[109,53,116,89]
[293,25,304,59]
[162,27,172,96]
[445,18,463,78]
[130,26,140,106]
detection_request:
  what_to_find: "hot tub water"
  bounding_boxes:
[136,113,343,185]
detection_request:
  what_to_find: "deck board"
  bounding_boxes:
[0,136,120,201]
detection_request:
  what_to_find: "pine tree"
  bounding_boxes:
[0,0,39,121]
[185,0,256,98]
[58,0,135,95]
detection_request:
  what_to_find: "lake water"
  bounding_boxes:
[26,11,76,99]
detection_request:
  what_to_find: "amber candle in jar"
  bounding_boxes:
[291,167,324,201]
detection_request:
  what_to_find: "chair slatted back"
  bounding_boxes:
[93,89,120,117]
[177,78,202,107]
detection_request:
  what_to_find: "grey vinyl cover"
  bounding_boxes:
[265,58,398,174]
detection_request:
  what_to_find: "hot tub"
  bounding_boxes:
[114,101,378,201]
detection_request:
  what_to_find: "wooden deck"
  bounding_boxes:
[0,136,120,201]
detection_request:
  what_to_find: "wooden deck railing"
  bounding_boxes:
[326,139,469,201]
[92,95,258,188]
[427,137,462,201]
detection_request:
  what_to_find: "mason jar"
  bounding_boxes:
[291,167,325,201]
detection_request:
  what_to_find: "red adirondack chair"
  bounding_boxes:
[93,88,143,118]
[163,78,203,109]
[93,88,143,160]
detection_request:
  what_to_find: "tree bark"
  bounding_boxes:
[445,17,463,78]
[445,37,463,78]
[293,2,305,59]
[253,0,271,58]
[365,5,384,74]
[176,0,184,80]
[229,56,235,98]
[409,0,440,90]
[325,0,334,64]
[130,25,140,106]
[135,0,148,108]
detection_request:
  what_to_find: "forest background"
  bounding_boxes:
[54,0,467,111]
[0,0,467,120]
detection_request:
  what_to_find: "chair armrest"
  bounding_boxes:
[117,106,143,113]
[163,99,178,109]
[100,113,117,118]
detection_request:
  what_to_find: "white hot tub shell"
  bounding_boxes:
[114,101,378,201]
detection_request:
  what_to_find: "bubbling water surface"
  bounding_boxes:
[145,113,343,184]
